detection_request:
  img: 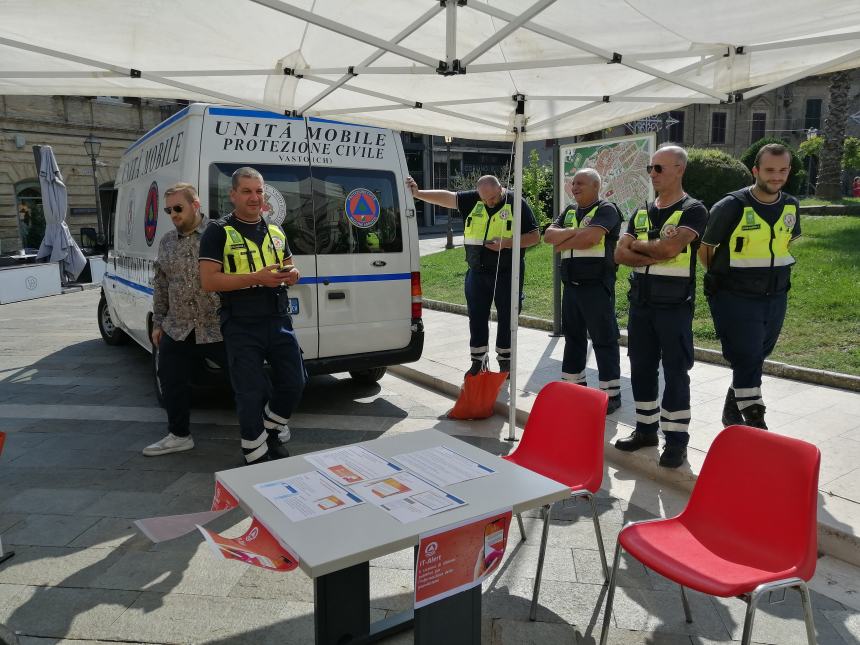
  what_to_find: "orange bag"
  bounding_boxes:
[448,370,509,420]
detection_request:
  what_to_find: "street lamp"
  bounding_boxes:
[805,127,818,197]
[444,135,454,249]
[83,134,104,245]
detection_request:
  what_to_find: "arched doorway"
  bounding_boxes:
[14,180,44,251]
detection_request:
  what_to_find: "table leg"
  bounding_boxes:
[414,585,481,645]
[314,562,370,644]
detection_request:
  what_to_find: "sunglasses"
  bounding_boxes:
[646,164,680,174]
[163,205,186,215]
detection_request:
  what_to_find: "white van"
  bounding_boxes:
[98,103,424,397]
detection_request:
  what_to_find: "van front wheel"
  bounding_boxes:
[349,367,387,384]
[98,294,128,346]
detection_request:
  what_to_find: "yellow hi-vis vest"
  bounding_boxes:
[463,201,514,270]
[728,204,796,270]
[631,209,693,278]
[222,223,287,275]
[559,204,604,260]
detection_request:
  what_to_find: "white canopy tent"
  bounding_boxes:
[3,0,859,438]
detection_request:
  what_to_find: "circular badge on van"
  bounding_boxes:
[262,184,286,226]
[125,189,135,246]
[144,182,158,246]
[344,188,380,229]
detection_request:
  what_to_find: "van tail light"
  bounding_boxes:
[411,271,422,320]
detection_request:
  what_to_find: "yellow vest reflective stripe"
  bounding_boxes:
[463,201,514,246]
[728,204,796,269]
[560,204,604,259]
[222,224,286,275]
[631,209,692,277]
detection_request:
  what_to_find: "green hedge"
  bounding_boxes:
[684,148,752,208]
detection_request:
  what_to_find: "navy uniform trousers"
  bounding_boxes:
[628,302,694,446]
[708,290,787,411]
[221,313,306,463]
[561,282,621,398]
[464,267,523,365]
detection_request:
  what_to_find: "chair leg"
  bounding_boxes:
[586,493,609,581]
[598,540,623,645]
[516,512,526,542]
[740,591,761,645]
[679,585,693,623]
[529,504,552,621]
[797,582,816,645]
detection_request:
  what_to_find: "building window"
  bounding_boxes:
[667,110,685,143]
[751,112,767,143]
[805,99,823,130]
[711,112,727,144]
[15,181,44,250]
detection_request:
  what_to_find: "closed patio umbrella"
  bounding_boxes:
[35,146,87,281]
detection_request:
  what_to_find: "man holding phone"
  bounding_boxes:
[199,167,306,465]
[405,174,540,376]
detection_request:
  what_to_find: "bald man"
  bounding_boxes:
[545,168,622,412]
[406,174,540,375]
[614,145,709,468]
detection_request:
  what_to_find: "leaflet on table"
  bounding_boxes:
[303,445,403,486]
[391,446,495,488]
[351,472,466,523]
[254,471,363,522]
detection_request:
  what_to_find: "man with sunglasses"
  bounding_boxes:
[406,174,540,376]
[199,167,306,465]
[545,168,622,412]
[144,183,226,457]
[614,145,708,468]
[699,143,800,430]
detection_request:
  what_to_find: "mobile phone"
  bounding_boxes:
[277,264,295,273]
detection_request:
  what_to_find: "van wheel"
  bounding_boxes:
[349,367,387,384]
[152,341,165,408]
[98,294,127,346]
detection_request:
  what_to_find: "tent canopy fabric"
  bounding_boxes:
[2,0,860,140]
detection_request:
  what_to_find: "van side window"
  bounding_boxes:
[312,169,403,255]
[208,163,315,256]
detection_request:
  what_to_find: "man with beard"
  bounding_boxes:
[699,143,800,430]
[144,183,226,456]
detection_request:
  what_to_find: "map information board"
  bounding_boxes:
[559,133,656,220]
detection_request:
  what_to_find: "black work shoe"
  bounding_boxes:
[741,403,768,430]
[659,444,687,468]
[721,388,744,427]
[614,430,659,452]
[466,359,483,378]
[607,395,622,414]
[266,434,291,460]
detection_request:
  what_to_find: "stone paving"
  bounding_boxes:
[0,290,857,644]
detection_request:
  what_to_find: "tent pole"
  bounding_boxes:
[507,98,526,442]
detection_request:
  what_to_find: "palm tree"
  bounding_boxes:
[816,71,851,199]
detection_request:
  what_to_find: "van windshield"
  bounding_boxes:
[208,164,403,256]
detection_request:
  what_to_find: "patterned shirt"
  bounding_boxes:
[151,215,222,343]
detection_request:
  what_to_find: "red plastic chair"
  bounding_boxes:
[503,381,608,621]
[599,425,821,645]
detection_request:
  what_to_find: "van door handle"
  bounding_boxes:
[327,291,346,300]
[372,260,387,267]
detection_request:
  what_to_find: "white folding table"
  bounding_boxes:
[216,428,570,644]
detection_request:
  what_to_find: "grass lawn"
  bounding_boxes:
[800,197,860,206]
[420,216,860,376]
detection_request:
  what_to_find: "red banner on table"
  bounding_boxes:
[414,508,512,608]
[198,516,299,572]
[135,480,239,543]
